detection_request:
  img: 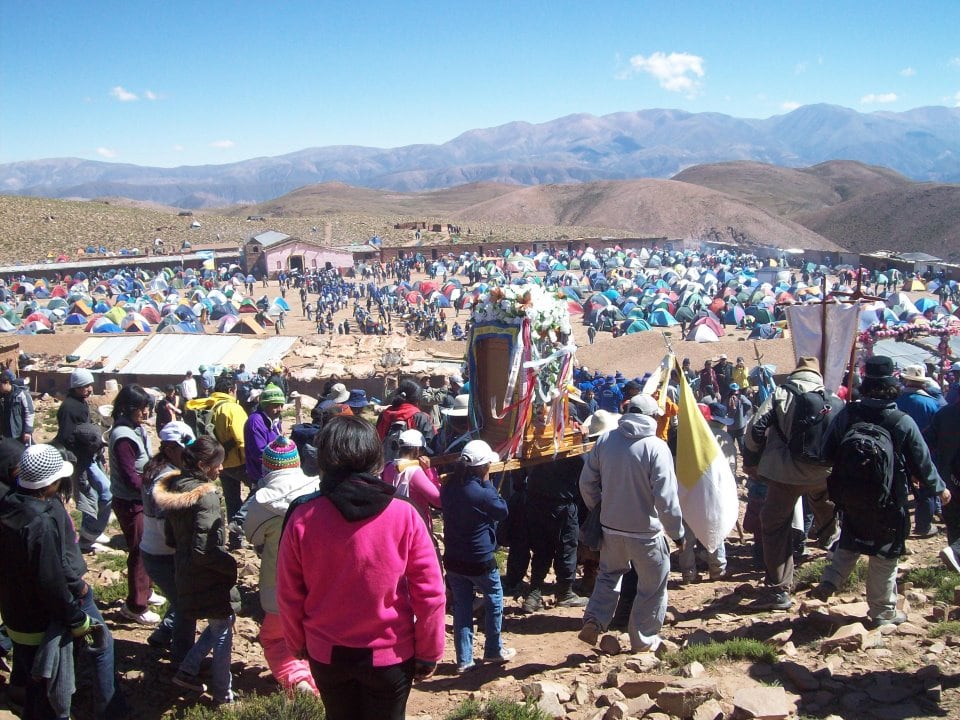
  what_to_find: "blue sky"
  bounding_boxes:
[2,1,958,167]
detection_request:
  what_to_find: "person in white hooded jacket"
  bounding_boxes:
[577,394,684,654]
[243,437,318,694]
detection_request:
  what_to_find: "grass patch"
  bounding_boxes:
[928,621,960,639]
[793,557,866,591]
[94,552,129,573]
[94,580,128,607]
[179,691,326,719]
[661,638,778,668]
[494,547,507,575]
[446,697,551,720]
[903,565,960,604]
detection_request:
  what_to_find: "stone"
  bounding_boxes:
[599,633,624,655]
[603,701,629,720]
[861,630,886,650]
[931,604,948,621]
[692,698,724,720]
[523,681,573,704]
[619,675,673,699]
[820,622,868,653]
[927,641,946,655]
[824,655,844,674]
[780,641,798,657]
[905,590,928,604]
[626,695,656,717]
[605,669,621,688]
[895,621,924,636]
[916,664,941,681]
[866,648,893,659]
[624,654,660,672]
[925,683,942,703]
[573,682,592,706]
[825,601,870,623]
[647,714,672,720]
[656,679,719,718]
[681,661,706,678]
[596,689,626,707]
[536,693,566,719]
[769,629,792,646]
[732,686,790,719]
[684,629,714,646]
[778,661,819,692]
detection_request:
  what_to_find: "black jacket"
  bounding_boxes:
[153,471,239,619]
[0,491,88,640]
[54,393,90,452]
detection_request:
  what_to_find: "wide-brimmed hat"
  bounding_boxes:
[442,394,470,417]
[345,389,369,409]
[18,444,73,490]
[582,409,621,438]
[460,440,499,467]
[707,402,735,426]
[900,364,928,384]
[325,382,350,404]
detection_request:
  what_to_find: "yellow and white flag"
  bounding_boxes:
[672,356,739,552]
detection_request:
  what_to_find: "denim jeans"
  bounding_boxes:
[140,551,196,663]
[822,547,899,621]
[79,585,128,720]
[584,533,670,651]
[447,567,505,667]
[180,615,234,703]
[78,462,113,543]
[914,484,939,534]
[678,520,726,576]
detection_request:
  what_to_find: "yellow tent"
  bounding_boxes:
[907,278,926,291]
[235,317,265,335]
[70,300,93,317]
[105,305,127,325]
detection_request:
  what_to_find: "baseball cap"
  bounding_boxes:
[159,421,196,446]
[628,394,664,417]
[398,429,425,448]
[460,440,499,467]
[18,444,73,490]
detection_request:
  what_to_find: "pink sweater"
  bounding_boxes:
[381,460,441,530]
[276,496,445,666]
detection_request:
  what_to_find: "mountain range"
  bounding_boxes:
[2,104,960,208]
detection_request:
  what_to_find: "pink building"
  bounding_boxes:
[244,230,354,279]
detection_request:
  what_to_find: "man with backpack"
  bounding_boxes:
[185,374,248,548]
[744,357,841,610]
[812,356,948,626]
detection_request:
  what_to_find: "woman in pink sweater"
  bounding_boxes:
[276,416,445,720]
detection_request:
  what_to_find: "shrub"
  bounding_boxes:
[928,621,960,639]
[445,697,551,720]
[793,557,865,590]
[661,638,778,668]
[179,691,326,720]
[903,565,960,604]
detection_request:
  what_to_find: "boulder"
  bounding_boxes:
[732,686,790,719]
[778,661,819,692]
[523,681,573,704]
[820,622,868,653]
[693,698,725,720]
[656,679,719,718]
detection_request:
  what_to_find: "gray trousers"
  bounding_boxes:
[759,479,836,592]
[822,548,898,621]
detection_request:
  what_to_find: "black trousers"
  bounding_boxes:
[527,498,579,589]
[309,649,414,720]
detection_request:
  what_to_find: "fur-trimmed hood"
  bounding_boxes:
[152,471,219,512]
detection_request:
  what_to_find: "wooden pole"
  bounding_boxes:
[820,274,829,375]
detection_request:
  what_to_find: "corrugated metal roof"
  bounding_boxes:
[249,230,291,249]
[118,334,297,375]
[71,336,148,372]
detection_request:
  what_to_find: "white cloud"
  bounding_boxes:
[96,147,117,158]
[144,90,158,101]
[625,51,705,95]
[794,62,808,75]
[955,91,960,107]
[173,144,184,152]
[110,86,138,102]
[950,57,960,68]
[209,139,235,149]
[781,101,801,111]
[860,92,898,104]
[900,67,916,77]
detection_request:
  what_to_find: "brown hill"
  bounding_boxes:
[673,160,959,259]
[453,179,841,250]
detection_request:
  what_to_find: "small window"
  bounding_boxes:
[251,246,260,253]
[276,261,281,270]
[311,259,317,267]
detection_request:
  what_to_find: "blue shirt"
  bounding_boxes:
[440,473,507,564]
[896,389,940,434]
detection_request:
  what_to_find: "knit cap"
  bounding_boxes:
[259,383,286,405]
[262,436,300,472]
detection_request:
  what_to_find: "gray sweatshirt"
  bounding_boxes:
[579,413,684,542]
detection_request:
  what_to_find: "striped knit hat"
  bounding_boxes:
[259,383,286,406]
[262,436,300,472]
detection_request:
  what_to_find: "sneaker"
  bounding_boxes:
[521,589,543,614]
[147,591,166,606]
[872,610,908,627]
[482,647,516,665]
[578,619,601,646]
[940,547,960,574]
[680,571,698,585]
[708,567,728,581]
[294,681,316,695]
[80,541,112,555]
[455,661,476,674]
[172,671,206,694]
[810,581,838,602]
[120,605,161,625]
[753,591,792,611]
[556,590,588,608]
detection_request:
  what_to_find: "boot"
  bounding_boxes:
[521,588,543,614]
[576,558,599,596]
[555,584,588,608]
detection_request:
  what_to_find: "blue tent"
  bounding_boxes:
[64,313,86,325]
[92,301,111,313]
[623,318,652,334]
[174,305,198,320]
[915,298,939,313]
[435,294,451,308]
[272,297,291,311]
[92,322,122,333]
[648,309,679,327]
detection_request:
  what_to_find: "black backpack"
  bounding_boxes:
[775,383,839,465]
[827,408,907,555]
[827,410,902,513]
[382,420,410,463]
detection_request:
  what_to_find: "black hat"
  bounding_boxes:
[864,356,894,379]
